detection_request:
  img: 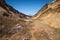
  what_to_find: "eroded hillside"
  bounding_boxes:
[0,0,60,40]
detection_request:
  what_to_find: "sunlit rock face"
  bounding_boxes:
[0,0,60,40]
[30,0,60,40]
[38,0,60,28]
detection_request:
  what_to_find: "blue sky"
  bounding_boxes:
[5,0,53,15]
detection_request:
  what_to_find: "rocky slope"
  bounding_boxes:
[0,0,31,20]
[0,0,60,40]
[0,0,31,40]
